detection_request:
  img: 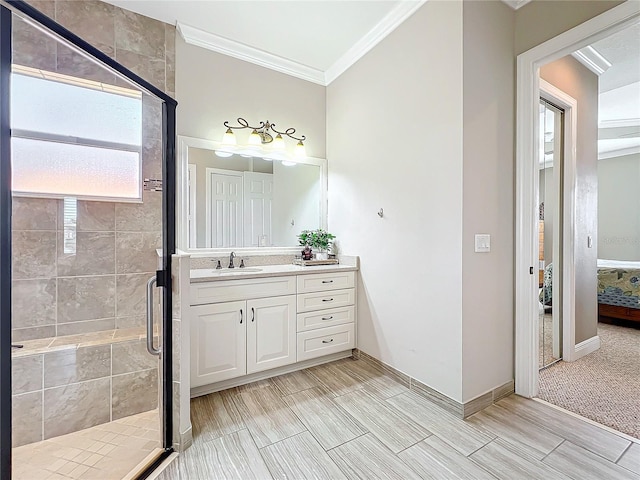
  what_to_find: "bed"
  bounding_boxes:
[597,259,640,326]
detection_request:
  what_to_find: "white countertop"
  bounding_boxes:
[190,263,358,283]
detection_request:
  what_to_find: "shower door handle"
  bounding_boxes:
[146,275,161,356]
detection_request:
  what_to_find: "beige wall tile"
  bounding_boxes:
[116,315,146,330]
[142,94,163,140]
[12,354,43,395]
[165,25,176,93]
[12,197,58,231]
[13,391,43,447]
[115,232,162,274]
[57,318,115,336]
[11,278,56,329]
[12,231,57,280]
[12,15,57,71]
[116,274,150,317]
[115,7,165,59]
[44,344,111,388]
[112,368,158,420]
[116,48,166,91]
[57,276,116,323]
[76,201,115,232]
[44,377,110,439]
[56,42,117,84]
[115,192,162,232]
[12,325,56,343]
[112,339,158,375]
[25,0,55,18]
[55,0,115,51]
[58,231,116,276]
[142,136,163,181]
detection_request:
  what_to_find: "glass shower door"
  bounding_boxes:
[2,4,175,479]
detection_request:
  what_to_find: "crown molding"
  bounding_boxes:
[598,144,640,160]
[325,1,426,85]
[177,22,326,85]
[501,0,532,10]
[571,46,612,76]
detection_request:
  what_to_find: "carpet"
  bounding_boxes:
[538,323,640,439]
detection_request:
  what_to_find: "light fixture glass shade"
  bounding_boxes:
[222,127,236,145]
[248,129,261,145]
[281,160,296,166]
[215,150,233,158]
[272,133,285,150]
[294,140,306,158]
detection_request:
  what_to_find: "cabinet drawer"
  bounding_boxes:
[297,323,355,361]
[297,271,355,293]
[190,276,296,305]
[297,306,355,332]
[297,288,355,313]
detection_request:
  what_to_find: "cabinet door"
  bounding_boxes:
[190,301,246,387]
[247,295,296,374]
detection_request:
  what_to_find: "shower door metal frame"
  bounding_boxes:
[0,1,177,478]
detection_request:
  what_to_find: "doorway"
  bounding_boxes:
[0,2,176,478]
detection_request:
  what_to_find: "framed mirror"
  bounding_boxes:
[177,136,327,254]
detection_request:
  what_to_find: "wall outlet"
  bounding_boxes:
[475,234,491,253]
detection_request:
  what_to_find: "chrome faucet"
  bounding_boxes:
[228,251,236,269]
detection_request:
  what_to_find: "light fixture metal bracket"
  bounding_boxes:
[223,117,306,144]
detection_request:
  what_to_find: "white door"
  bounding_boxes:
[246,295,296,374]
[206,169,243,248]
[190,301,246,387]
[243,172,273,247]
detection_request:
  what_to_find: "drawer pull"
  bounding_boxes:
[322,280,334,284]
[240,309,243,324]
[322,338,334,344]
[322,316,334,321]
[251,307,255,322]
[322,298,334,302]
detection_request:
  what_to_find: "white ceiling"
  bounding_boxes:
[592,22,640,93]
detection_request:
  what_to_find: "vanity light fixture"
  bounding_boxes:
[215,117,307,162]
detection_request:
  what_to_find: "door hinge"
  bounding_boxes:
[156,269,169,287]
[529,266,534,275]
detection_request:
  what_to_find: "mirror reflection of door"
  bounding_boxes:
[206,169,243,248]
[539,98,564,369]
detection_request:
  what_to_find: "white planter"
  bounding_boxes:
[315,252,328,260]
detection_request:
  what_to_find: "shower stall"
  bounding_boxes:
[0,1,176,478]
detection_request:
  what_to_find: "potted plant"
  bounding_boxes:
[298,229,336,260]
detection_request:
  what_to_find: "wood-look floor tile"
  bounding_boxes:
[466,403,564,459]
[260,431,347,480]
[283,386,367,450]
[498,395,631,462]
[270,370,319,397]
[543,441,640,480]
[178,429,272,479]
[387,391,494,456]
[470,438,571,480]
[333,389,430,453]
[398,435,496,480]
[328,433,422,480]
[307,362,364,397]
[231,386,306,448]
[337,358,408,399]
[618,443,640,474]
[190,391,244,442]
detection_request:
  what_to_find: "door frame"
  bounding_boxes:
[515,1,640,398]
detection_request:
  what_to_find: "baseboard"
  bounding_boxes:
[573,335,601,361]
[354,348,514,419]
[172,426,193,453]
[190,351,352,398]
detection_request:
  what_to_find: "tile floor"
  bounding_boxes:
[12,409,161,480]
[156,357,640,479]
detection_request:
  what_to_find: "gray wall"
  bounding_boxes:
[598,153,640,260]
[461,0,515,403]
[515,0,624,55]
[176,37,326,158]
[541,56,599,345]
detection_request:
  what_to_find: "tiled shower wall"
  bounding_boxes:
[11,0,176,342]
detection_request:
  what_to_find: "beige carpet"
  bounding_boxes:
[538,323,640,439]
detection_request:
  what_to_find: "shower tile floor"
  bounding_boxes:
[12,409,161,480]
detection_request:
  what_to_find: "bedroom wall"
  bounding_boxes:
[327,0,465,402]
[598,153,640,260]
[461,0,515,403]
[176,37,326,159]
[540,56,599,345]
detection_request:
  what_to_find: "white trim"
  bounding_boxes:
[187,164,197,249]
[571,46,611,76]
[176,22,326,86]
[515,1,640,398]
[177,135,328,256]
[598,145,640,160]
[599,118,640,129]
[573,335,601,361]
[501,0,532,10]
[324,1,426,85]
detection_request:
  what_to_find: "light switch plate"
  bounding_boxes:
[475,234,491,253]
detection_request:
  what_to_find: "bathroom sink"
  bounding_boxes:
[192,267,263,277]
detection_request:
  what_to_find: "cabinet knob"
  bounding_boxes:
[322,338,334,344]
[240,309,243,324]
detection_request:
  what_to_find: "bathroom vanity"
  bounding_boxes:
[188,261,358,396]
